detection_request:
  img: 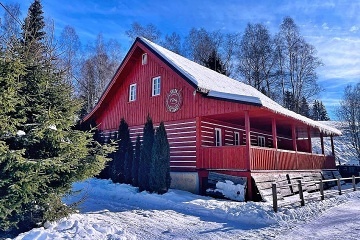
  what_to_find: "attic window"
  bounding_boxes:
[142,53,148,65]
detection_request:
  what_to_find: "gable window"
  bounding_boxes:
[152,76,161,96]
[129,83,137,101]
[142,53,148,65]
[234,132,240,145]
[258,136,265,147]
[215,128,222,146]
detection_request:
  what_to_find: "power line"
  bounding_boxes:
[0,1,23,26]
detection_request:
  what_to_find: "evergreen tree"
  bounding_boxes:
[21,0,45,62]
[299,97,310,117]
[319,101,330,121]
[138,115,154,192]
[131,135,141,187]
[124,140,133,184]
[149,122,171,194]
[0,1,112,233]
[111,118,130,183]
[203,49,228,75]
[311,100,329,121]
[283,90,295,112]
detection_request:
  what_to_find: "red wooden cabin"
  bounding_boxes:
[83,37,341,200]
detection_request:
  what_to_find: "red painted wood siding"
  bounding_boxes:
[94,41,255,131]
[103,119,197,170]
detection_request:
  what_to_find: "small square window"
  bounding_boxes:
[215,128,222,146]
[234,132,240,145]
[152,76,161,96]
[142,53,147,65]
[129,84,136,101]
[258,136,266,147]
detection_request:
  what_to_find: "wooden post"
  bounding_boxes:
[272,118,278,149]
[298,180,305,206]
[352,175,356,191]
[272,183,278,212]
[319,179,324,200]
[307,126,312,154]
[320,132,324,155]
[337,178,342,195]
[272,118,278,169]
[330,135,335,157]
[292,125,298,168]
[244,111,253,200]
[245,111,251,170]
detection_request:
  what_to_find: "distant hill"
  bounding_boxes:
[313,121,359,166]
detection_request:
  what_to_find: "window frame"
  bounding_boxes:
[258,136,266,147]
[152,76,161,96]
[129,83,137,102]
[142,53,147,65]
[215,128,222,146]
[234,131,240,145]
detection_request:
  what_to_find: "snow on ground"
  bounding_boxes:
[13,178,360,240]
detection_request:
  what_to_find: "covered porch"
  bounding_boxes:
[199,145,336,170]
[196,108,339,171]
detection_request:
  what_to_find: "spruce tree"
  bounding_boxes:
[131,135,141,187]
[319,101,330,121]
[203,49,228,76]
[0,0,112,233]
[124,140,133,184]
[138,115,154,192]
[299,97,310,117]
[111,118,130,183]
[311,100,330,121]
[149,122,171,194]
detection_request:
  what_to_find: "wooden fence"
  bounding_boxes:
[272,175,360,212]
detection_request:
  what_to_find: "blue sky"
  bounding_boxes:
[2,0,360,119]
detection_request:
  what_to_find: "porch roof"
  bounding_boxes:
[140,37,341,137]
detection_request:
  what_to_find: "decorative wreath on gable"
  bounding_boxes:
[165,89,183,113]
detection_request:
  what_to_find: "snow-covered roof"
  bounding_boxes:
[140,37,341,136]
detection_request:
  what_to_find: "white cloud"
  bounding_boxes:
[350,26,359,32]
[322,23,330,30]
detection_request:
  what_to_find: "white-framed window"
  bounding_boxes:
[152,76,161,96]
[129,83,137,101]
[258,136,266,147]
[142,53,147,65]
[215,128,222,146]
[234,132,240,145]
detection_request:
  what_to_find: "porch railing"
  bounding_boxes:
[199,145,336,170]
[251,147,336,170]
[199,145,247,169]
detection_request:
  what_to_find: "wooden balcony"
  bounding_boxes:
[198,146,336,170]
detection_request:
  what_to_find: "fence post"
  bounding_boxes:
[337,178,342,195]
[352,175,356,191]
[298,180,305,206]
[319,179,324,200]
[272,183,278,213]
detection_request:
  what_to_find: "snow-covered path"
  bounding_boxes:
[277,198,360,239]
[13,179,360,240]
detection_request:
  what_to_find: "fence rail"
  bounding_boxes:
[272,175,360,212]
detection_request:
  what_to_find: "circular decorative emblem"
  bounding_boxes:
[165,89,182,113]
